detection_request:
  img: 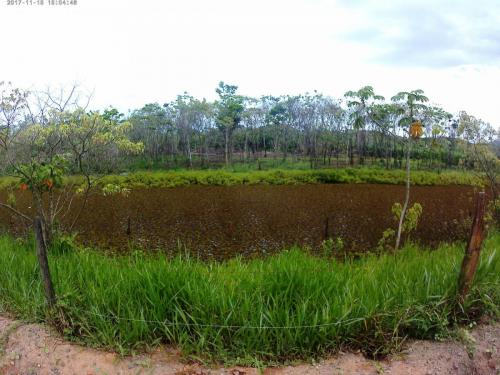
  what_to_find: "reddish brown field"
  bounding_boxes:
[0,184,480,259]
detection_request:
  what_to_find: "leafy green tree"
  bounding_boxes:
[266,97,289,159]
[417,106,452,170]
[345,86,385,165]
[458,111,499,224]
[129,103,171,163]
[102,107,125,123]
[215,82,245,166]
[0,83,143,245]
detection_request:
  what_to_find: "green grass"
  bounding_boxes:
[93,168,483,190]
[0,167,483,191]
[0,233,498,364]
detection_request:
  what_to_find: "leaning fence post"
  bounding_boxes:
[34,216,56,308]
[457,191,486,306]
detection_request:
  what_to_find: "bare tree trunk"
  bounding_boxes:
[273,126,280,160]
[395,136,412,251]
[34,217,56,308]
[263,130,267,158]
[457,191,486,305]
[224,128,230,166]
[357,129,366,165]
[186,135,192,168]
[348,136,354,166]
[283,126,288,161]
[385,137,390,169]
[204,136,209,166]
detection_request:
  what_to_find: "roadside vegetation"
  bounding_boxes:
[0,233,498,364]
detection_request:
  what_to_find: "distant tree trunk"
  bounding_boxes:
[282,126,288,161]
[392,130,397,169]
[34,217,56,308]
[385,137,390,169]
[348,136,354,166]
[457,191,486,305]
[224,127,230,166]
[186,135,192,168]
[358,129,366,165]
[263,130,267,158]
[243,130,248,163]
[204,136,209,166]
[273,126,280,160]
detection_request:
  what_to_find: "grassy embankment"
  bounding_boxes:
[96,168,483,189]
[0,167,483,191]
[0,232,498,364]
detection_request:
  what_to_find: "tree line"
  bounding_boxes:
[1,81,498,176]
[118,82,497,171]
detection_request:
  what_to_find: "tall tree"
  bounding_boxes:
[391,90,429,251]
[215,82,244,166]
[458,111,499,223]
[345,86,385,165]
[265,97,289,159]
[129,103,171,163]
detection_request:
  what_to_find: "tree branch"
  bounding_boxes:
[0,203,32,223]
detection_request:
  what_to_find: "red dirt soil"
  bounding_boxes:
[0,315,498,375]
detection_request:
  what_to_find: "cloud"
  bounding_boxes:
[337,0,500,68]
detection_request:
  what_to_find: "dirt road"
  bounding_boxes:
[0,315,498,375]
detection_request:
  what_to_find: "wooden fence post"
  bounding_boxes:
[34,216,56,308]
[457,191,486,306]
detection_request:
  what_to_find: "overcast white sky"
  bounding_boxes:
[1,0,499,127]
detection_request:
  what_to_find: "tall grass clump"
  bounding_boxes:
[0,233,498,364]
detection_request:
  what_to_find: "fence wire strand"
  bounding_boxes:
[84,309,363,329]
